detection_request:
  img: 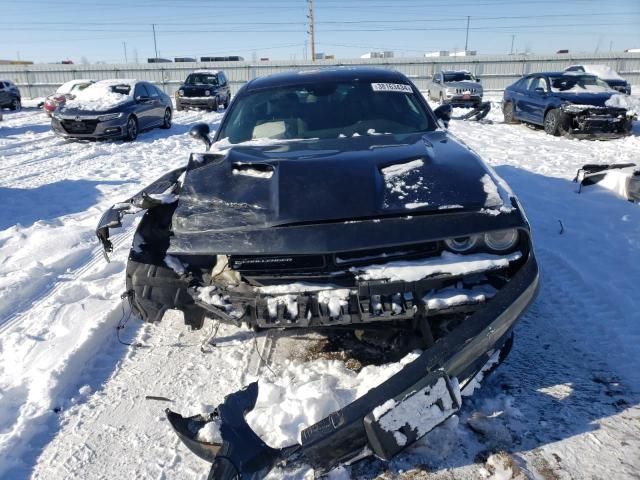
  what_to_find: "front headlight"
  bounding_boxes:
[444,235,480,253]
[178,89,184,96]
[98,112,123,122]
[484,229,519,251]
[205,90,211,96]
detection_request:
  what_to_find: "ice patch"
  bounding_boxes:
[352,251,521,282]
[381,159,424,179]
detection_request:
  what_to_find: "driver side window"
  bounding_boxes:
[529,77,548,92]
[134,84,150,98]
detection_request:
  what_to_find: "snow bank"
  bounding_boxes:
[245,351,421,447]
[352,251,521,282]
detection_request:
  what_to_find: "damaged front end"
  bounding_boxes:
[559,103,634,138]
[96,128,539,477]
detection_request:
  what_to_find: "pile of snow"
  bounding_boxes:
[580,65,624,81]
[55,79,95,95]
[196,418,222,444]
[245,351,421,447]
[64,79,135,111]
[605,94,640,116]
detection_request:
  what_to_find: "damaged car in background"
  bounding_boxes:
[502,71,636,138]
[96,68,539,478]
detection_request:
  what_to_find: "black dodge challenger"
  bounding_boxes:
[97,67,538,478]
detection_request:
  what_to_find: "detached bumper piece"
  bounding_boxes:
[168,252,538,479]
[574,163,640,202]
[451,101,491,122]
[560,105,632,137]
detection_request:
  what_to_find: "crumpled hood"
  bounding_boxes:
[557,91,616,107]
[443,81,482,91]
[172,132,506,234]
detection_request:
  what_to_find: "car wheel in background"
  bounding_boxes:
[161,108,172,129]
[223,96,229,109]
[544,109,560,136]
[124,116,138,141]
[210,98,219,111]
[10,98,21,111]
[175,101,183,111]
[503,101,518,124]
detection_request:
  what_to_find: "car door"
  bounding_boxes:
[525,76,550,125]
[145,83,165,125]
[133,83,154,129]
[508,77,532,121]
[218,72,230,104]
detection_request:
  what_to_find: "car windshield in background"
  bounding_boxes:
[443,72,475,82]
[549,74,612,93]
[186,74,219,85]
[219,81,434,143]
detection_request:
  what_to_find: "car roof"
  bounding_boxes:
[245,67,409,91]
[191,69,220,75]
[525,71,596,77]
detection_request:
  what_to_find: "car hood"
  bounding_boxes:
[556,91,616,107]
[444,81,481,90]
[172,132,508,234]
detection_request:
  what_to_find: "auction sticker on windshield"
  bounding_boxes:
[371,83,413,93]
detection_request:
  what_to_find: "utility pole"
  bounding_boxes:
[464,16,470,52]
[308,0,315,62]
[510,35,515,55]
[152,24,159,59]
[123,42,128,63]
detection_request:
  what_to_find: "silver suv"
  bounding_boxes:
[427,70,483,107]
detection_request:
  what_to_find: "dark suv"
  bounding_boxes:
[175,70,231,111]
[0,80,21,110]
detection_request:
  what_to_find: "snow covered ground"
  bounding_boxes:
[1,94,639,480]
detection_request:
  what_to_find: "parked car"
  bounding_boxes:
[427,70,483,107]
[51,79,172,141]
[42,79,95,116]
[502,72,634,138]
[96,67,538,478]
[0,80,21,110]
[564,65,631,95]
[175,70,231,111]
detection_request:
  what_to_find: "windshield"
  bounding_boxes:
[443,72,475,82]
[218,81,435,144]
[549,74,613,93]
[186,73,219,86]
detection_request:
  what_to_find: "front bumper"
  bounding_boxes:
[176,96,217,109]
[444,94,482,107]
[166,249,539,478]
[51,115,127,139]
[559,105,633,138]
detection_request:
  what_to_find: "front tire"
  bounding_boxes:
[544,109,561,136]
[161,108,172,129]
[10,98,21,111]
[124,116,138,141]
[223,96,229,109]
[503,101,518,124]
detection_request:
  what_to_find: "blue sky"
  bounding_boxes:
[2,0,639,63]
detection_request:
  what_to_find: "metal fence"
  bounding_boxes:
[1,52,639,99]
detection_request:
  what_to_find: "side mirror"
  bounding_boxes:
[189,123,212,150]
[534,87,546,95]
[476,78,481,82]
[433,104,452,128]
[136,95,150,102]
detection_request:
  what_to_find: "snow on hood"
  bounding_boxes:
[64,79,135,111]
[605,94,640,116]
